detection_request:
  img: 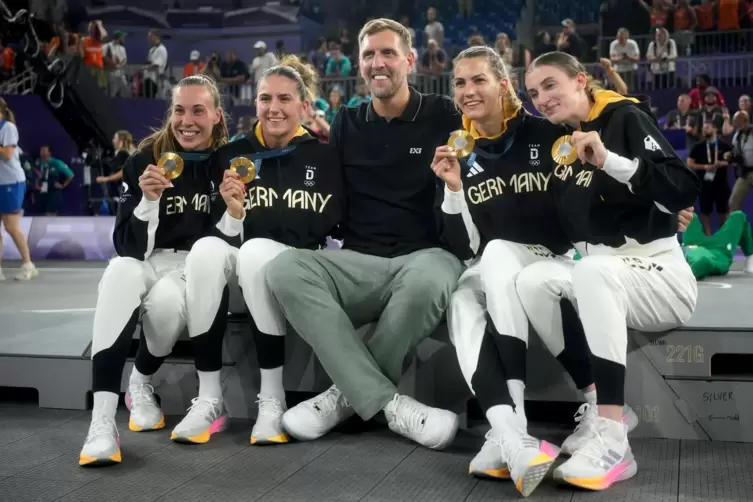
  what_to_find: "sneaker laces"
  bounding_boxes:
[483,429,502,447]
[572,402,598,434]
[573,423,612,465]
[312,387,348,416]
[186,396,221,420]
[390,396,428,435]
[256,395,284,417]
[128,383,156,407]
[87,412,117,441]
[498,427,537,466]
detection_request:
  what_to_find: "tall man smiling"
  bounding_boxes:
[265,18,465,449]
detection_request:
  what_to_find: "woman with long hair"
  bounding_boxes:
[518,51,699,490]
[432,46,636,497]
[79,74,229,467]
[174,55,342,445]
[0,97,37,280]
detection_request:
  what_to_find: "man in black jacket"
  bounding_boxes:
[265,18,464,450]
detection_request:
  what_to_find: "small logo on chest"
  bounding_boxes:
[529,144,540,166]
[305,165,316,187]
[409,148,422,154]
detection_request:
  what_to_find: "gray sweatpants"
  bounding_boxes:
[265,247,463,419]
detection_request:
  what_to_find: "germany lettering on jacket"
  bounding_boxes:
[209,127,343,250]
[439,112,572,260]
[113,146,216,260]
[549,93,700,253]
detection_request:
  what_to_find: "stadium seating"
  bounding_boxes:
[534,0,602,25]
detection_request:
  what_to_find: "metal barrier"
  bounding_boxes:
[3,52,753,104]
[598,28,753,59]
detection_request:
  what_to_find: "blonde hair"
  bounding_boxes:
[528,51,603,100]
[358,18,413,54]
[0,97,16,123]
[138,75,229,162]
[453,45,523,117]
[260,54,320,102]
[115,130,134,153]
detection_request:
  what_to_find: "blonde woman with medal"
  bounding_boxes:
[431,45,621,497]
[80,75,230,467]
[517,51,700,491]
[177,55,343,446]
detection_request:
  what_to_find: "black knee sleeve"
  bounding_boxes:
[134,331,167,376]
[191,286,230,372]
[253,328,286,369]
[92,309,140,394]
[592,356,625,405]
[471,324,515,412]
[557,299,594,389]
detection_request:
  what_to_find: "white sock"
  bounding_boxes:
[129,366,152,385]
[583,389,597,406]
[259,367,285,402]
[93,391,118,419]
[507,379,527,429]
[197,370,223,400]
[486,404,517,433]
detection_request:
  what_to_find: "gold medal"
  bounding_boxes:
[229,157,256,184]
[552,135,578,166]
[447,130,475,158]
[157,152,184,180]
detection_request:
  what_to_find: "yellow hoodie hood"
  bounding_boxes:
[461,97,523,140]
[586,90,640,122]
[254,122,307,147]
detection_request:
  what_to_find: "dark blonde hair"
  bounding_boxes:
[138,75,229,162]
[115,130,134,153]
[0,97,16,123]
[527,51,603,100]
[260,54,320,102]
[453,45,522,117]
[358,18,413,55]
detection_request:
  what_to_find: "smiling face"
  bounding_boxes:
[255,74,308,140]
[359,29,413,100]
[453,56,506,122]
[169,84,222,151]
[525,63,589,126]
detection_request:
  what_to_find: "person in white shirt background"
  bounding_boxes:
[609,28,640,89]
[104,30,129,97]
[143,30,168,99]
[250,41,278,90]
[0,98,37,281]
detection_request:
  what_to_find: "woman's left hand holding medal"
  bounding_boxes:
[221,169,246,219]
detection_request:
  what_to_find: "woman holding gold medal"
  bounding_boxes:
[516,51,700,491]
[80,75,230,467]
[430,45,620,498]
[177,55,342,446]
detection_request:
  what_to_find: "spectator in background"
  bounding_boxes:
[495,32,514,66]
[183,50,204,78]
[424,7,444,47]
[688,122,732,235]
[399,15,416,45]
[638,0,670,28]
[347,79,371,107]
[556,19,584,59]
[609,28,640,89]
[81,20,107,89]
[104,30,128,97]
[694,0,715,52]
[325,86,344,123]
[220,50,250,102]
[96,130,134,213]
[724,94,751,135]
[203,51,222,82]
[669,0,696,55]
[302,105,330,143]
[275,39,286,56]
[647,27,677,89]
[689,74,725,109]
[0,42,14,80]
[339,28,354,59]
[533,31,556,57]
[665,94,700,150]
[325,44,352,77]
[420,39,447,75]
[143,30,168,99]
[308,38,329,75]
[727,111,753,212]
[467,33,485,47]
[250,41,278,85]
[698,88,727,131]
[34,146,74,216]
[230,116,252,141]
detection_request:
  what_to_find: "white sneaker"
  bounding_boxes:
[171,397,228,444]
[383,394,458,450]
[745,256,753,274]
[79,412,121,466]
[469,430,510,480]
[250,395,289,445]
[282,385,354,441]
[125,383,165,432]
[14,263,38,281]
[496,413,560,497]
[561,403,639,455]
[553,416,638,491]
